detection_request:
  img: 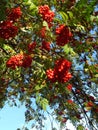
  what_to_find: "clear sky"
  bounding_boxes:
[0,104,26,130]
[0,103,76,130]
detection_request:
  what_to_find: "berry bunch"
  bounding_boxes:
[46,58,72,83]
[38,5,55,28]
[22,54,32,68]
[39,27,46,38]
[0,20,18,39]
[6,54,32,69]
[42,40,51,51]
[6,7,22,22]
[0,6,22,39]
[56,24,72,46]
[28,42,36,53]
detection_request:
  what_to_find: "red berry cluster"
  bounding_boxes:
[46,58,72,83]
[6,54,32,69]
[42,40,51,51]
[39,27,46,38]
[46,69,55,82]
[0,20,18,39]
[0,6,22,39]
[38,5,49,15]
[38,5,55,28]
[56,24,72,46]
[28,42,36,53]
[22,54,32,68]
[6,7,22,22]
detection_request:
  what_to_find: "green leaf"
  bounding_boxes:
[62,44,77,56]
[23,0,38,15]
[23,0,32,5]
[36,94,48,111]
[77,125,85,130]
[3,44,15,54]
[59,11,68,23]
[76,24,85,32]
[43,21,50,31]
[35,84,44,91]
[36,94,41,104]
[23,0,28,2]
[0,2,7,21]
[67,11,73,19]
[40,98,49,111]
[29,3,37,11]
[94,74,98,78]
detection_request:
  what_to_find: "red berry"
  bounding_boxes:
[56,25,72,46]
[58,111,64,115]
[6,7,22,22]
[89,96,95,101]
[87,101,94,107]
[62,118,67,123]
[38,5,55,28]
[22,54,32,68]
[39,27,46,38]
[42,40,51,51]
[94,108,98,112]
[28,42,36,53]
[46,58,72,83]
[67,99,73,104]
[6,54,32,69]
[0,20,18,39]
[67,84,72,91]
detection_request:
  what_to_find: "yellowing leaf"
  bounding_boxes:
[3,44,15,54]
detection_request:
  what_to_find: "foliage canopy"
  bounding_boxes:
[0,0,98,129]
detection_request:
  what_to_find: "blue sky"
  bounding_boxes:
[0,103,76,130]
[0,104,26,130]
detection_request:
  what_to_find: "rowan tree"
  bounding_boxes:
[0,0,98,130]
